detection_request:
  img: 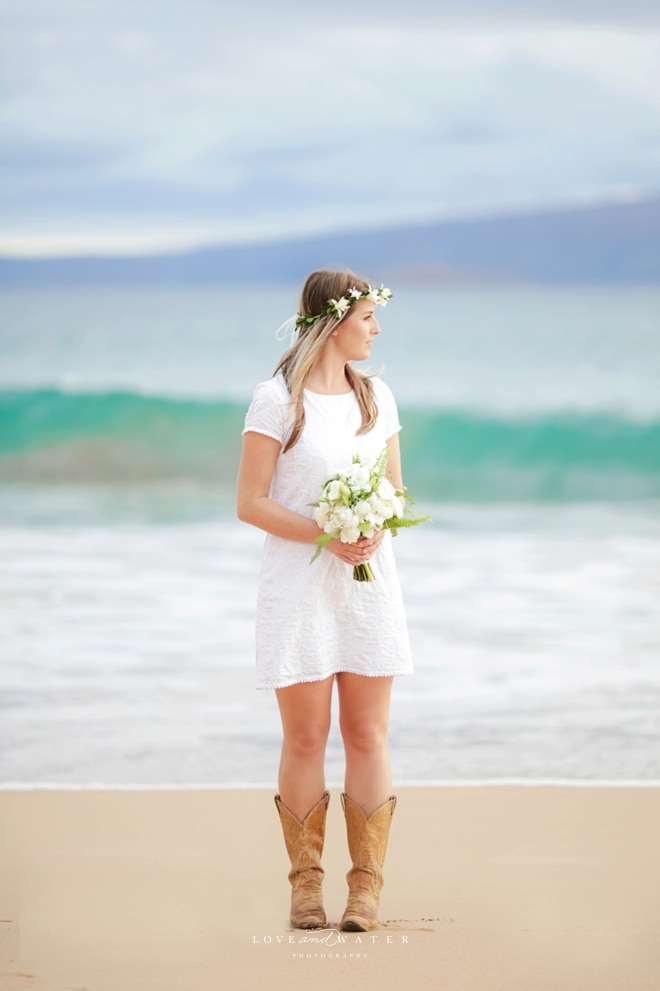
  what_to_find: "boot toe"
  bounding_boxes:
[292,911,327,929]
[340,912,377,932]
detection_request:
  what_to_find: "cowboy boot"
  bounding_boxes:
[340,793,396,932]
[274,791,329,929]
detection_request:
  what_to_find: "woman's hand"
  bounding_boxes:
[325,530,386,566]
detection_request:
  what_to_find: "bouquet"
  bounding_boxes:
[310,448,430,581]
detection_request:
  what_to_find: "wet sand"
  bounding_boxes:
[1,786,659,990]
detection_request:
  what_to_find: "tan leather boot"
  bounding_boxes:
[274,791,329,929]
[340,793,397,932]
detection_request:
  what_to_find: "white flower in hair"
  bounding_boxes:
[292,283,393,332]
[328,297,351,316]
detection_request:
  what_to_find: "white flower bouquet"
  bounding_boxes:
[310,448,430,581]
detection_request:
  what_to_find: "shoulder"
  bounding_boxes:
[369,375,401,436]
[243,373,292,442]
[370,375,397,406]
[251,372,290,403]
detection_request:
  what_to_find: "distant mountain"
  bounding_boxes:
[1,198,659,287]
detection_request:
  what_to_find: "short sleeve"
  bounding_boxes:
[243,377,292,444]
[373,378,401,439]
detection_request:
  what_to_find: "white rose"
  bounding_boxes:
[327,479,342,503]
[383,499,401,519]
[349,465,371,491]
[323,509,339,531]
[355,499,372,519]
[369,494,385,515]
[377,477,396,500]
[314,503,331,527]
[333,507,354,527]
[340,524,361,544]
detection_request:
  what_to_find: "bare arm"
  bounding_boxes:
[385,431,404,491]
[236,431,320,543]
[236,429,394,565]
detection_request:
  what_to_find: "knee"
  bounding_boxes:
[284,722,330,759]
[340,718,389,756]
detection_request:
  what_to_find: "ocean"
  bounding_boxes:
[1,284,659,786]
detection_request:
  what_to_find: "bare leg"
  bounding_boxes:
[336,673,393,816]
[275,676,334,820]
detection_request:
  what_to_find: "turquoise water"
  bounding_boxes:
[0,285,659,784]
[2,285,659,418]
[1,389,659,501]
[1,285,660,505]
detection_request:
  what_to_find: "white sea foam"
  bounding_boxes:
[1,503,659,786]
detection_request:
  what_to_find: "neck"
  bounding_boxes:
[305,352,351,395]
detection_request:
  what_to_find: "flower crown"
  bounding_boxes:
[294,285,392,330]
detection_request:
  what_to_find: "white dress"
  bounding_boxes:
[243,372,413,690]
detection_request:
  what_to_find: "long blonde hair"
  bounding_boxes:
[274,270,379,452]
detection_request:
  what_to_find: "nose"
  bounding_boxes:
[372,318,381,336]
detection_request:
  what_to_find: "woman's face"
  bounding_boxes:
[333,298,381,361]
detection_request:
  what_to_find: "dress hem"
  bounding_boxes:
[256,668,414,691]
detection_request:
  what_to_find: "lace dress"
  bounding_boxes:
[243,372,413,689]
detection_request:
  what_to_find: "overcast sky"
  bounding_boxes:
[2,0,660,255]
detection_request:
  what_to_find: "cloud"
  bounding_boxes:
[1,0,660,253]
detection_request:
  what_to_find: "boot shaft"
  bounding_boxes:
[341,793,396,869]
[274,791,330,869]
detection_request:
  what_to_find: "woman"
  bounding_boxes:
[236,269,413,932]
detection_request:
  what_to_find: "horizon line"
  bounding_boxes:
[0,192,655,262]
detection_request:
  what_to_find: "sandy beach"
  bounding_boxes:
[1,787,658,991]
